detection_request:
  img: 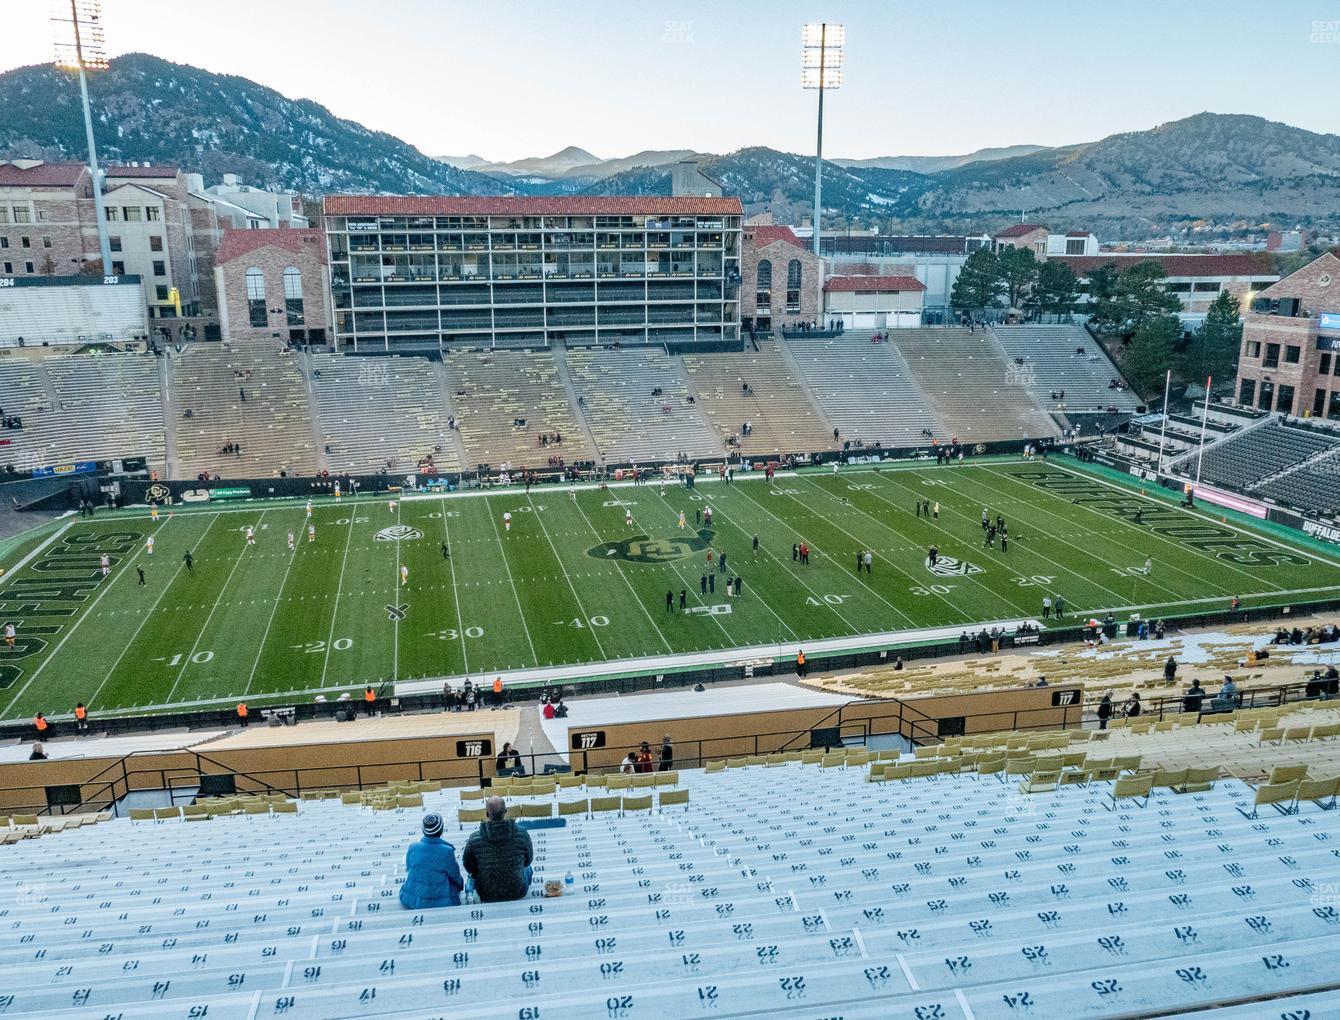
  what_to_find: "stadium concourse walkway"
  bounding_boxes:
[395,615,1040,700]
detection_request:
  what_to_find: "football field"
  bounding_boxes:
[3,458,1339,721]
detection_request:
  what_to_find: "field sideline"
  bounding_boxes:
[2,457,1339,721]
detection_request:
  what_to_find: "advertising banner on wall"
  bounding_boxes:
[1268,505,1340,545]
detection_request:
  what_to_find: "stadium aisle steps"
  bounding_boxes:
[893,327,1060,442]
[990,324,1142,414]
[309,351,459,475]
[443,349,595,470]
[565,347,725,463]
[783,333,947,447]
[682,343,837,456]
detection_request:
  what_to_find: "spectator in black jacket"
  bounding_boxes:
[660,735,674,772]
[463,797,533,902]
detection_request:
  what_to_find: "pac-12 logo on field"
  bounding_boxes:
[926,555,983,577]
[375,525,423,542]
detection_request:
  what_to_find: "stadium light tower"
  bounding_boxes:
[53,0,112,276]
[802,22,844,258]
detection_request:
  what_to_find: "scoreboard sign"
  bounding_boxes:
[455,738,493,758]
[571,730,607,751]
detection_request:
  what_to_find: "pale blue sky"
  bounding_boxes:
[5,0,1339,161]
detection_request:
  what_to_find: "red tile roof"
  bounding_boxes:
[995,223,1047,238]
[824,275,926,293]
[1052,253,1278,279]
[216,228,327,265]
[103,164,180,178]
[323,195,742,216]
[748,225,805,250]
[0,162,88,187]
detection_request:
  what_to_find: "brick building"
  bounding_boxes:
[214,227,330,343]
[0,159,304,323]
[993,223,1050,255]
[739,225,822,334]
[1235,252,1340,419]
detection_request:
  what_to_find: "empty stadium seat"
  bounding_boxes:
[3,753,1338,1018]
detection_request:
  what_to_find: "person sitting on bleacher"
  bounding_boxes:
[463,797,533,903]
[399,813,464,910]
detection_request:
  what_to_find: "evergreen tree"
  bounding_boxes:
[1032,261,1080,320]
[1122,314,1180,396]
[997,246,1040,311]
[1088,260,1181,339]
[950,249,1003,317]
[1180,290,1241,383]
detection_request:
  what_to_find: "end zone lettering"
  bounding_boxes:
[0,528,143,689]
[1007,470,1311,568]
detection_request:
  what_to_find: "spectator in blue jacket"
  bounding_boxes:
[399,812,464,909]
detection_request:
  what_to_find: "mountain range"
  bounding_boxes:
[1,54,1338,237]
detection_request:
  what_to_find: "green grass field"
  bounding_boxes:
[2,457,1339,721]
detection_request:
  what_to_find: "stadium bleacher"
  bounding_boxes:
[784,332,947,446]
[1256,447,1340,514]
[566,347,725,464]
[1189,419,1340,491]
[444,349,596,470]
[171,340,318,479]
[682,341,836,456]
[893,327,1061,441]
[3,732,1339,1018]
[309,352,460,475]
[991,324,1142,413]
[0,354,165,472]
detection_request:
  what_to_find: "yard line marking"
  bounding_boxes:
[436,496,470,674]
[982,464,1265,597]
[392,500,402,681]
[484,497,540,665]
[804,471,1038,618]
[647,486,800,642]
[566,492,678,652]
[707,485,875,635]
[243,513,303,696]
[165,511,267,705]
[525,491,610,660]
[1,518,168,716]
[86,528,208,710]
[863,468,1136,609]
[736,480,925,630]
[319,510,359,686]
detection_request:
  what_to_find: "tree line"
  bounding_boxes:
[949,248,1242,398]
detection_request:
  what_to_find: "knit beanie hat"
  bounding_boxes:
[422,813,444,837]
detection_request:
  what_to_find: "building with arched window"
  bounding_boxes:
[215,228,330,343]
[739,225,821,335]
